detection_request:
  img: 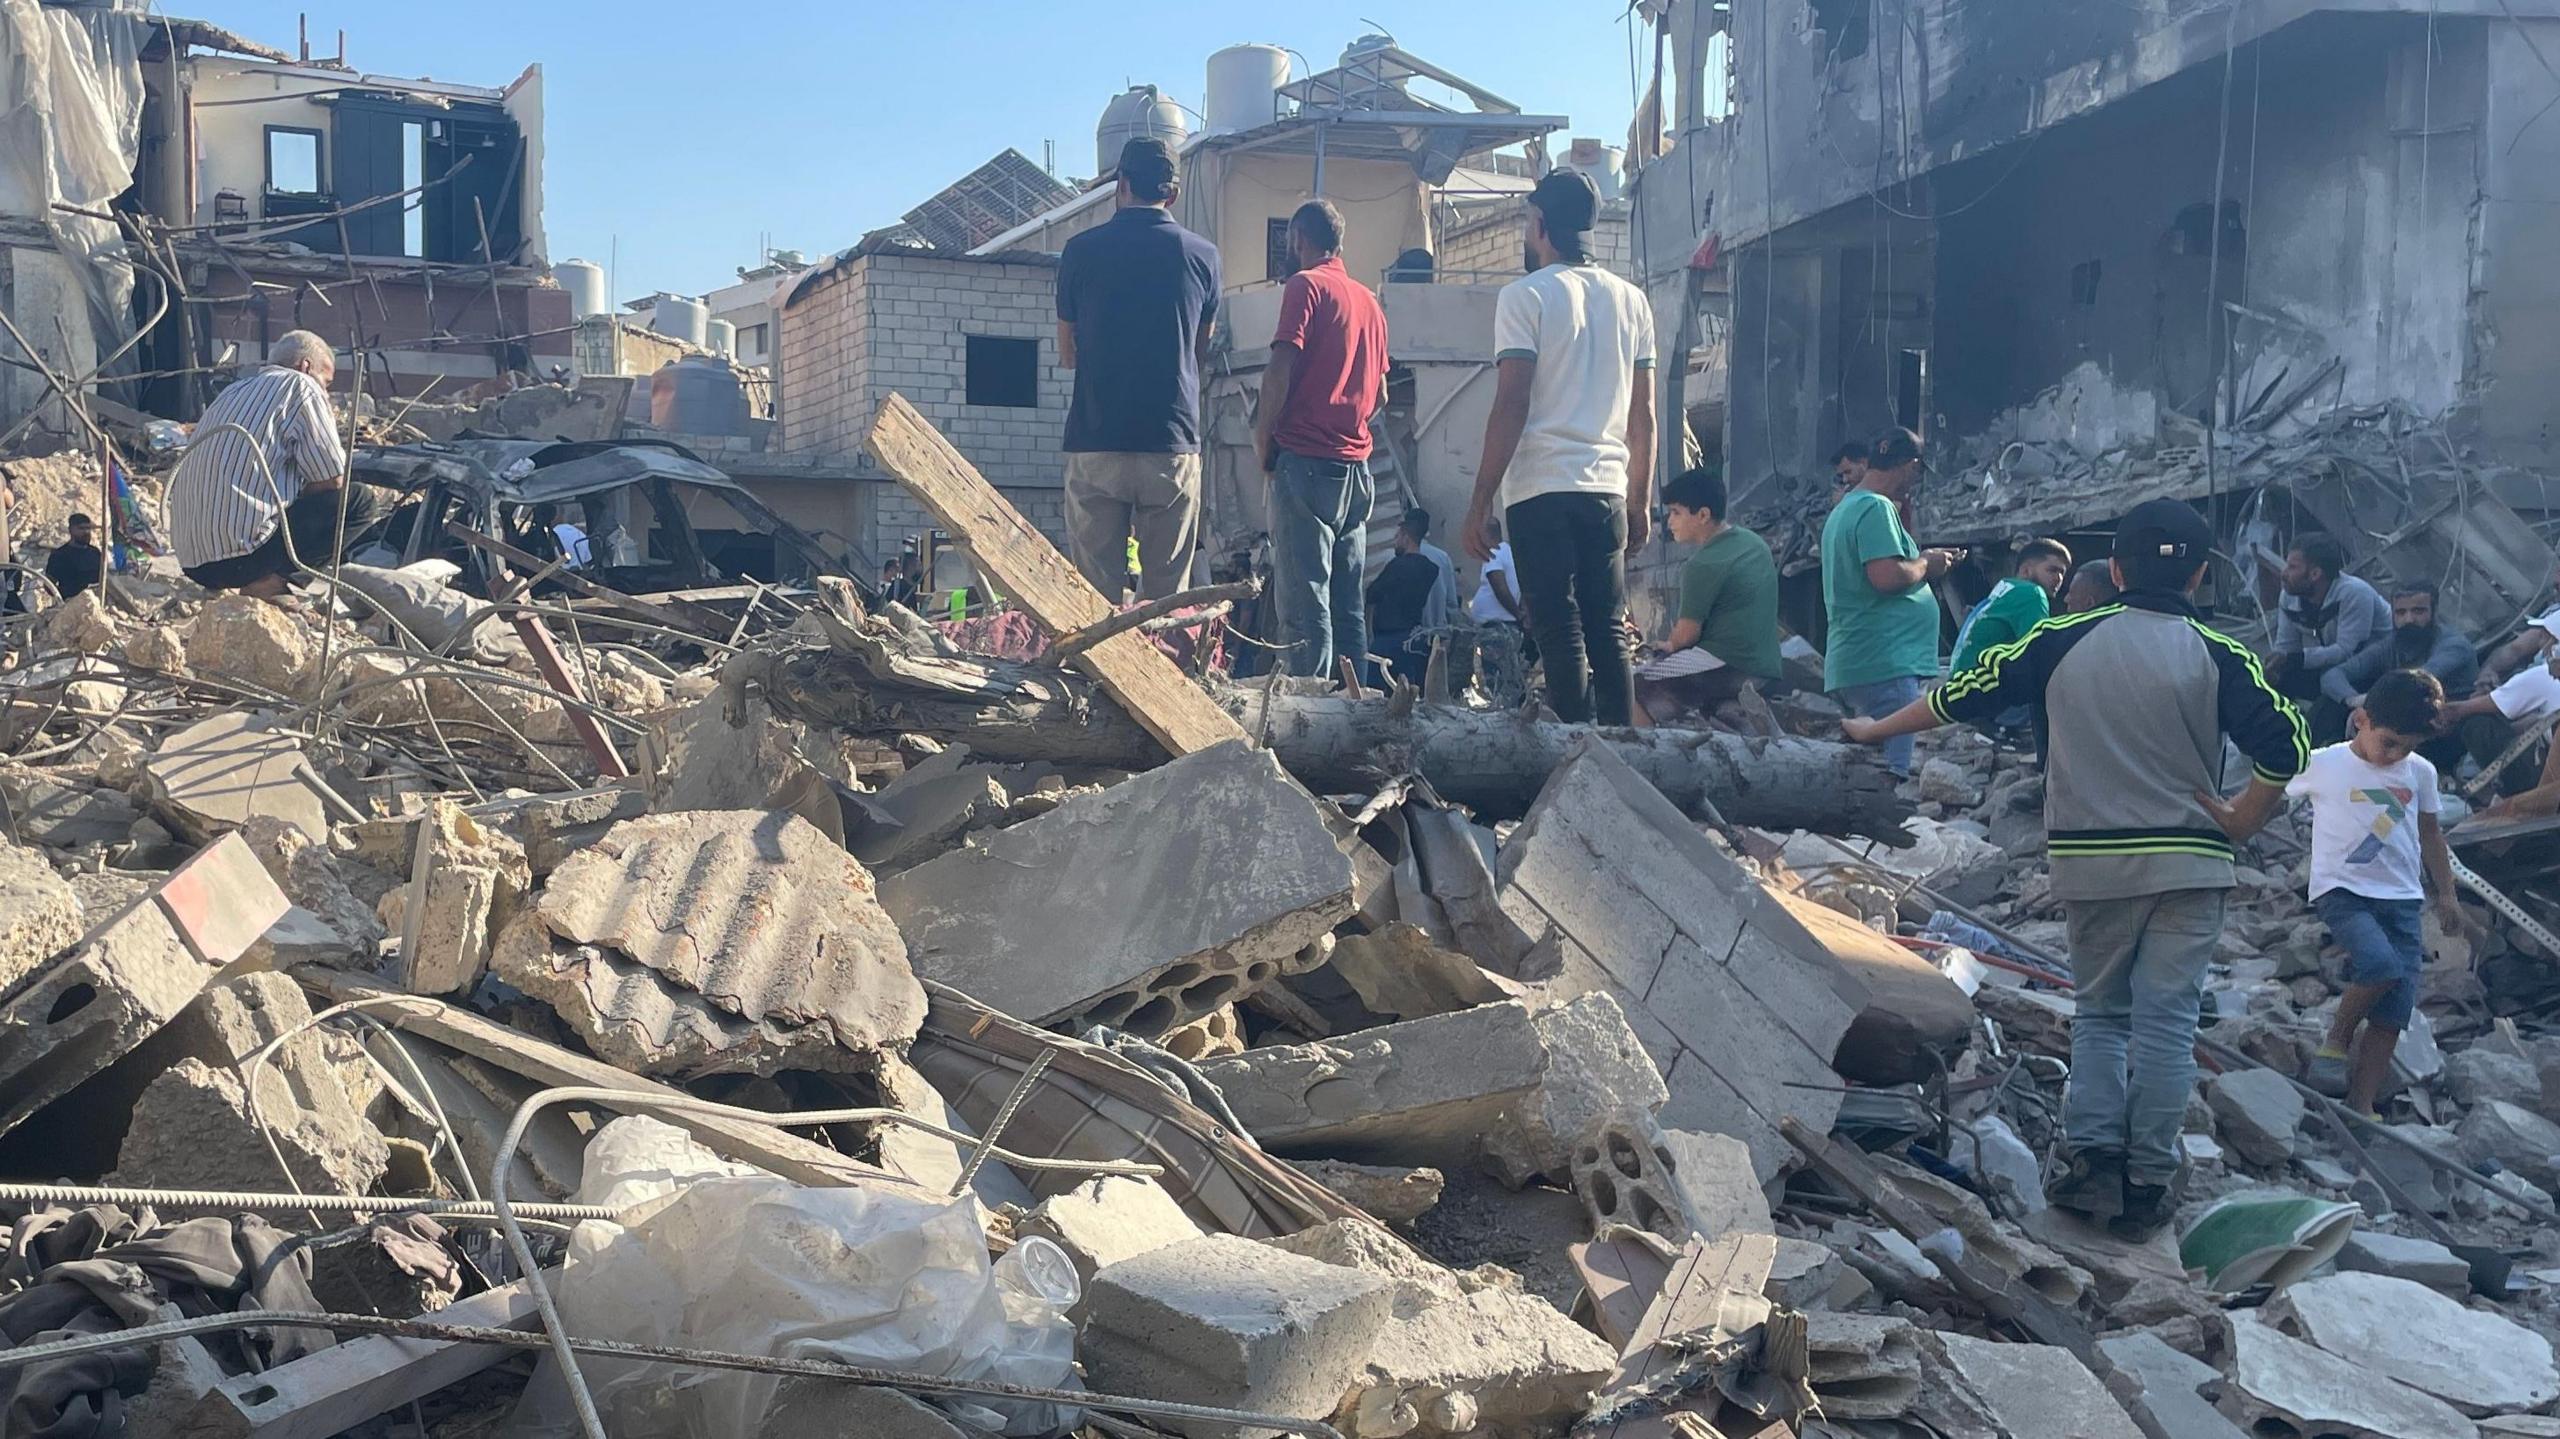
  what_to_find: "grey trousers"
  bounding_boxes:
[2061,887,2227,1184]
[1064,451,1201,603]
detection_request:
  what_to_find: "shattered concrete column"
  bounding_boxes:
[398,800,530,995]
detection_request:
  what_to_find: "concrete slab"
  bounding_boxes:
[145,711,339,844]
[882,741,1354,1032]
[1197,1001,1548,1169]
[2205,1068,2304,1167]
[2335,1230,2471,1292]
[1081,1233,1393,1438]
[1932,1332,2143,1439]
[2268,1270,2560,1414]
[2096,1331,2250,1439]
[1325,922,1515,1021]
[1802,1310,1923,1420]
[1017,1176,1205,1293]
[2461,1099,2560,1189]
[2225,1313,2473,1439]
[0,834,81,987]
[0,765,137,850]
[1483,993,1667,1186]
[1496,736,1861,1181]
[110,1054,388,1196]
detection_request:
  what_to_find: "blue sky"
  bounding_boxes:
[201,3,1647,305]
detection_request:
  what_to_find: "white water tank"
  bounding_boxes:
[1098,84,1188,174]
[651,295,708,349]
[555,259,607,320]
[705,317,737,357]
[1206,44,1290,134]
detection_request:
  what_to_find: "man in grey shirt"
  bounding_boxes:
[2271,531,2390,740]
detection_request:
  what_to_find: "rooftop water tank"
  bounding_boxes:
[651,355,746,435]
[651,295,708,349]
[1342,31,1398,66]
[1205,44,1290,135]
[555,259,607,320]
[1097,84,1188,174]
[705,317,737,358]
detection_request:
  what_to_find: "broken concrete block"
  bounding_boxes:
[238,813,385,957]
[0,834,286,1138]
[2097,1331,2250,1439]
[1929,1332,2144,1439]
[2205,1068,2304,1167]
[0,764,139,849]
[491,809,923,1078]
[1287,1159,1445,1225]
[1268,1219,1614,1439]
[2443,1046,2543,1109]
[397,800,529,995]
[0,834,81,986]
[1801,1311,1924,1420]
[1482,993,1667,1186]
[1496,736,1861,1181]
[1198,1001,1548,1169]
[882,741,1354,1032]
[2459,1098,2560,1189]
[1159,1004,1245,1062]
[111,1055,389,1196]
[1016,1176,1205,1291]
[2267,1270,2559,1414]
[181,593,318,696]
[1767,1235,1862,1309]
[2225,1313,2473,1439]
[1779,888,1977,1085]
[852,764,1011,872]
[2335,1230,2470,1292]
[1570,1115,1770,1244]
[1325,922,1515,1020]
[145,710,338,843]
[1081,1233,1393,1439]
[34,589,120,654]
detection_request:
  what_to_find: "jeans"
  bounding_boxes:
[1506,491,1631,725]
[1833,674,1925,776]
[1064,452,1201,602]
[1267,452,1372,678]
[2314,889,2424,1028]
[2062,888,2226,1184]
[1368,626,1424,687]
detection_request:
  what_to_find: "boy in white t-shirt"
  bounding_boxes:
[2220,669,2462,1115]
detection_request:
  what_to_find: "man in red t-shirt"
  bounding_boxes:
[1252,200,1389,679]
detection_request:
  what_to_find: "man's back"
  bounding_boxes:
[1368,551,1440,633]
[169,366,342,567]
[1271,257,1386,461]
[1057,209,1221,454]
[1492,263,1655,506]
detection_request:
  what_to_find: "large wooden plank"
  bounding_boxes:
[185,1276,544,1439]
[863,392,1247,758]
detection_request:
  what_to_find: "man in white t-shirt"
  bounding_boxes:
[1461,170,1657,726]
[1468,523,1527,704]
[2436,607,2559,793]
[2251,670,2462,1115]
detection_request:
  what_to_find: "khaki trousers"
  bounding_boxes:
[1064,451,1200,603]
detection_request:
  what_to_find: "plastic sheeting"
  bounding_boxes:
[0,0,145,414]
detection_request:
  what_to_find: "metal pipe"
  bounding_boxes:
[0,1309,1346,1438]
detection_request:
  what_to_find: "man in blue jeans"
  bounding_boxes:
[1819,428,1964,775]
[1251,200,1388,678]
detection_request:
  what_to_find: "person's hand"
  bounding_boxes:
[1258,437,1278,474]
[1841,716,1883,745]
[1921,547,1963,580]
[2435,896,2480,940]
[1625,505,1650,554]
[1463,505,1496,563]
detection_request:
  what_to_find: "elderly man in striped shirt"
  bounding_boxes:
[169,330,388,599]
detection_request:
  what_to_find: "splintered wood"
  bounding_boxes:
[863,392,1247,758]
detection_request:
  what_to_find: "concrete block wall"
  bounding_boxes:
[1439,202,1636,283]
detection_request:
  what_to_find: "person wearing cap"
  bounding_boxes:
[1819,427,1964,777]
[1055,136,1222,604]
[1840,498,2309,1238]
[43,513,103,602]
[1251,199,1388,678]
[1460,169,1658,726]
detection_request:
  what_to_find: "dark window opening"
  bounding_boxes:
[1810,0,1871,62]
[330,99,524,262]
[1894,349,1927,434]
[965,335,1040,408]
[2167,200,2246,259]
[1266,217,1295,281]
[264,127,322,195]
[2070,259,2102,307]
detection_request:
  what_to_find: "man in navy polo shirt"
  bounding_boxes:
[1055,136,1223,602]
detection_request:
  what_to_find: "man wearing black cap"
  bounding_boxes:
[1055,136,1222,604]
[44,513,103,602]
[1840,498,2308,1238]
[1460,169,1658,725]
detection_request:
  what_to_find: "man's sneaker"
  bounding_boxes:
[2111,1168,2187,1241]
[2304,1050,2351,1099]
[2045,1148,2127,1221]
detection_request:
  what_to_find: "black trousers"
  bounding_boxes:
[1506,491,1632,726]
[182,482,392,591]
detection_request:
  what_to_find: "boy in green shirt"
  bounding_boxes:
[1635,467,1780,724]
[1820,428,1964,775]
[1950,538,2072,741]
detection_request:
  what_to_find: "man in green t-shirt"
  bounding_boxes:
[1635,467,1779,724]
[1820,428,1963,775]
[1950,537,2072,741]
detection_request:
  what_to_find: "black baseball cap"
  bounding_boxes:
[1528,170,1599,238]
[2113,498,2213,564]
[1118,137,1178,200]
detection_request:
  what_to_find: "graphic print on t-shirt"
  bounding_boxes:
[2343,785,2414,866]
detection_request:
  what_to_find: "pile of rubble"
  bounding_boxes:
[0,405,2554,1439]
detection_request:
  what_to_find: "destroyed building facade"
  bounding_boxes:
[1632,0,2560,513]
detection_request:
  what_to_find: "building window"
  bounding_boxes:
[265,127,323,195]
[738,322,770,355]
[1810,0,1871,62]
[965,335,1039,408]
[2070,259,2101,307]
[1267,217,1294,282]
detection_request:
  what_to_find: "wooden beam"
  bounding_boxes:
[297,969,917,1193]
[183,1276,544,1439]
[862,393,1248,758]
